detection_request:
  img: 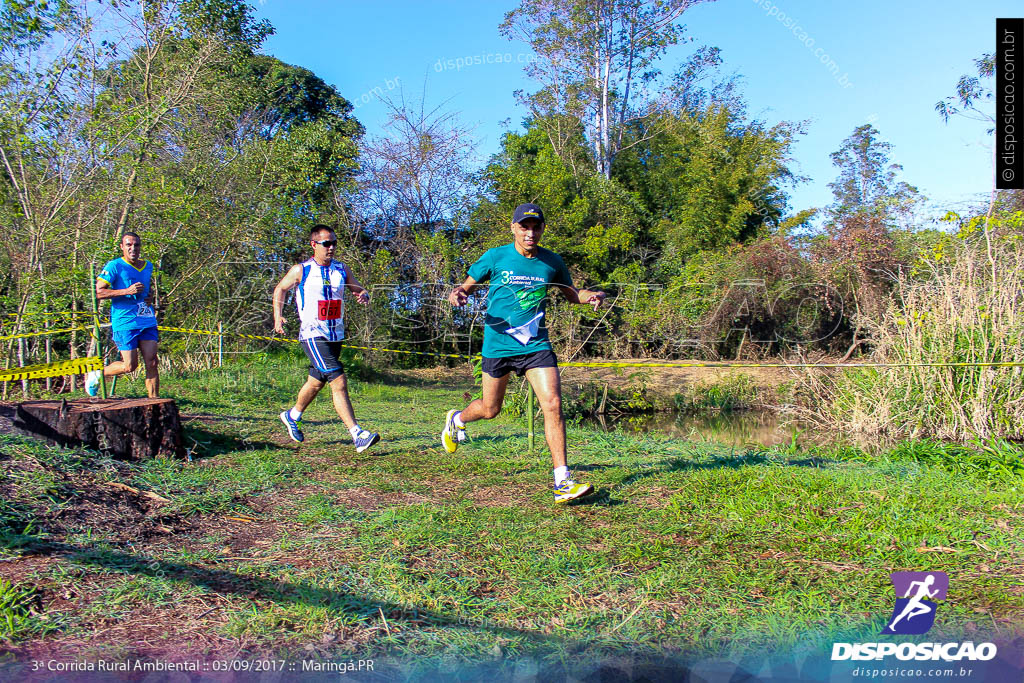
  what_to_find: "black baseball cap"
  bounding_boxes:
[512,203,545,224]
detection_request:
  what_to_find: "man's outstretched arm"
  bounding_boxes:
[555,284,606,311]
[344,270,370,304]
[449,276,482,307]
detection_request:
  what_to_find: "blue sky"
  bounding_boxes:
[253,0,1011,226]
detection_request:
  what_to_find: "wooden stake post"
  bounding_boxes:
[527,386,535,452]
[89,264,108,399]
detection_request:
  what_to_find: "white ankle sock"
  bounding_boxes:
[453,411,466,428]
[349,425,362,439]
[554,466,570,485]
[289,408,302,420]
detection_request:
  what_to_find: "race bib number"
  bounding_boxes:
[317,300,341,320]
[136,302,156,319]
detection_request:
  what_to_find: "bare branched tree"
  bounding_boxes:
[356,87,477,277]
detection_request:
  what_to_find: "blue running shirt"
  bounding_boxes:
[97,258,157,331]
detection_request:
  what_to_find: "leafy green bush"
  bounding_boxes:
[825,217,1024,443]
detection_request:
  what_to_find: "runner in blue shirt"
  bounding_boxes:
[85,232,161,398]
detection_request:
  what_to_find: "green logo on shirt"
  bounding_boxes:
[499,270,547,311]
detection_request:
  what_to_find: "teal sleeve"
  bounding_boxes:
[554,256,574,288]
[467,249,492,283]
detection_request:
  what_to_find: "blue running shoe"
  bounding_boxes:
[280,411,304,443]
[354,430,380,453]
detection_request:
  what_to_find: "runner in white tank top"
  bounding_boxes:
[295,257,348,341]
[272,225,379,452]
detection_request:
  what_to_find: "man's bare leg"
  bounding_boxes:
[328,374,357,430]
[459,371,510,422]
[103,349,138,377]
[139,339,159,398]
[525,366,566,469]
[294,377,325,412]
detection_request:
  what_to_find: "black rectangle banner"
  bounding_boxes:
[997,18,1024,189]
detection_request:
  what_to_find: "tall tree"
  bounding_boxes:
[826,124,922,229]
[0,0,366,385]
[615,103,799,262]
[501,0,714,179]
[934,53,1024,215]
[935,53,994,131]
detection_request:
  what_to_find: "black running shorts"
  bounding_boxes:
[481,349,558,378]
[300,337,346,382]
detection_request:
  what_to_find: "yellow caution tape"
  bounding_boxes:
[4,311,92,318]
[155,326,474,360]
[0,356,102,382]
[7,316,1023,371]
[560,360,1024,369]
[322,342,472,361]
[156,324,1024,369]
[156,325,298,344]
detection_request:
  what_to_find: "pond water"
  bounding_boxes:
[578,410,813,448]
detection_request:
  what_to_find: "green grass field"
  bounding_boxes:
[1,351,1022,676]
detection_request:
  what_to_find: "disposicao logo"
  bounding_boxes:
[882,571,948,635]
[831,571,997,662]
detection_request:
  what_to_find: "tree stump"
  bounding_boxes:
[13,398,184,460]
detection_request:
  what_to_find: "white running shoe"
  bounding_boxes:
[441,409,466,453]
[85,370,102,397]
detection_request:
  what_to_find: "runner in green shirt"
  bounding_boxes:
[442,203,606,503]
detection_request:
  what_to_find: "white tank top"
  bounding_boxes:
[295,258,347,341]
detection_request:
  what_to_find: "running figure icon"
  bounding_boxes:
[882,571,948,635]
[887,574,939,631]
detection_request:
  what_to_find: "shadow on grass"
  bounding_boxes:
[4,535,559,646]
[181,422,280,461]
[575,451,832,491]
[566,488,626,507]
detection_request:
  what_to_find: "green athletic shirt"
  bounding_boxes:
[467,243,574,358]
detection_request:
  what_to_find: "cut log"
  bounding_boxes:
[12,398,184,460]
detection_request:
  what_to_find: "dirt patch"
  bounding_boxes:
[386,359,819,396]
[464,484,535,509]
[330,486,434,510]
[382,365,474,387]
[0,555,61,585]
[151,513,285,557]
[251,483,439,516]
[5,599,344,669]
[628,485,684,509]
[0,450,401,663]
[0,456,183,546]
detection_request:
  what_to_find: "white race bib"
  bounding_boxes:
[136,302,156,320]
[503,311,544,345]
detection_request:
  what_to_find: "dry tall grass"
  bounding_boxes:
[825,233,1024,443]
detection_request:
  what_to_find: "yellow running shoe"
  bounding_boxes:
[441,409,465,453]
[553,479,594,503]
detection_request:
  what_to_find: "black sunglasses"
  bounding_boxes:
[312,239,337,248]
